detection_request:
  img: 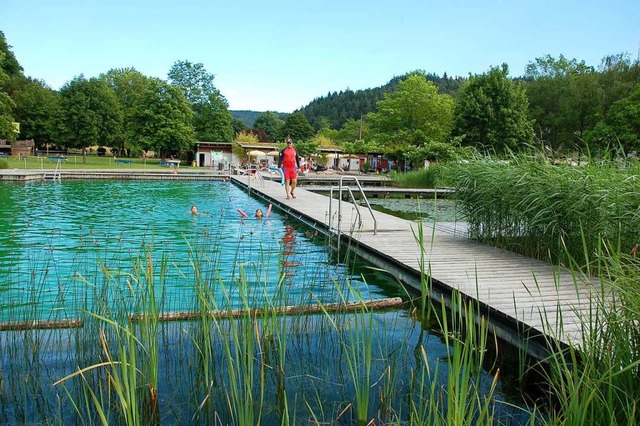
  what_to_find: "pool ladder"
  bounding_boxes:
[43,159,62,181]
[327,176,377,256]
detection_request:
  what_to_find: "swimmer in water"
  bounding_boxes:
[255,208,264,218]
[191,205,198,215]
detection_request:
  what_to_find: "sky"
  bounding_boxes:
[1,0,638,113]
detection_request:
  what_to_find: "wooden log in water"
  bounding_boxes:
[0,297,404,331]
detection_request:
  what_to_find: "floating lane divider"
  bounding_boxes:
[0,297,404,331]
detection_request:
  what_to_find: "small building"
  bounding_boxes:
[194,141,235,170]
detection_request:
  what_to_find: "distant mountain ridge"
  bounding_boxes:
[231,110,288,128]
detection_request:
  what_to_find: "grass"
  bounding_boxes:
[0,153,185,170]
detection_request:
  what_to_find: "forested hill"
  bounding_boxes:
[231,110,288,128]
[298,71,464,130]
[231,72,462,130]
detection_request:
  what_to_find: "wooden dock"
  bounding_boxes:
[234,175,599,359]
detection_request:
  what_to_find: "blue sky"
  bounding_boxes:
[1,0,638,112]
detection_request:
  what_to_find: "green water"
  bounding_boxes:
[0,180,388,322]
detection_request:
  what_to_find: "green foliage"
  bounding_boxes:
[0,159,8,169]
[0,47,17,141]
[231,117,246,135]
[274,138,319,158]
[168,60,219,105]
[453,64,533,153]
[56,76,123,153]
[300,71,463,130]
[279,111,314,141]
[522,54,638,153]
[391,164,442,188]
[194,93,234,141]
[128,77,194,155]
[253,111,284,142]
[11,77,59,145]
[168,60,233,143]
[335,118,370,145]
[101,68,150,153]
[586,83,640,154]
[341,138,381,155]
[367,73,454,158]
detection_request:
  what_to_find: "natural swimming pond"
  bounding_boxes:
[0,180,537,424]
[0,180,391,323]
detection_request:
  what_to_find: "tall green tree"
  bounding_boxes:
[367,73,454,160]
[101,68,151,155]
[168,60,233,141]
[453,64,533,153]
[193,93,234,141]
[12,77,59,145]
[0,51,16,141]
[56,76,123,162]
[129,77,194,156]
[279,111,314,141]
[586,83,640,154]
[253,111,283,142]
[0,32,21,141]
[524,55,601,151]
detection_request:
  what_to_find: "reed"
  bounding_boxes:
[392,165,442,188]
[1,212,540,424]
[441,155,640,270]
[537,243,640,425]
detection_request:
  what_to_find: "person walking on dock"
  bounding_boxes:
[278,138,300,200]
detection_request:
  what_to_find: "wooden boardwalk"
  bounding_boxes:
[234,175,599,358]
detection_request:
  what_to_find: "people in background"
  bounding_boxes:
[255,208,264,218]
[191,205,198,215]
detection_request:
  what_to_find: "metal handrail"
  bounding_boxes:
[327,176,377,254]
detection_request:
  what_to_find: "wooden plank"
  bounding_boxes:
[233,175,599,349]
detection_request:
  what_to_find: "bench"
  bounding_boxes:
[114,159,133,166]
[48,156,68,162]
[159,160,180,168]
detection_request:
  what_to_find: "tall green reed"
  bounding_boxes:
[442,155,640,270]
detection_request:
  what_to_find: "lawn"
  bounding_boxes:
[2,154,184,170]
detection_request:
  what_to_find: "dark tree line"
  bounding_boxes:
[298,71,464,131]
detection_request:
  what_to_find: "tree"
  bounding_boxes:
[194,93,234,141]
[101,68,151,155]
[168,60,218,105]
[168,60,233,142]
[453,64,533,153]
[335,118,370,144]
[586,84,640,154]
[0,51,16,141]
[56,76,123,161]
[524,55,602,151]
[12,77,59,145]
[279,111,314,141]
[129,77,194,156]
[253,111,283,142]
[366,73,454,160]
[232,118,246,136]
